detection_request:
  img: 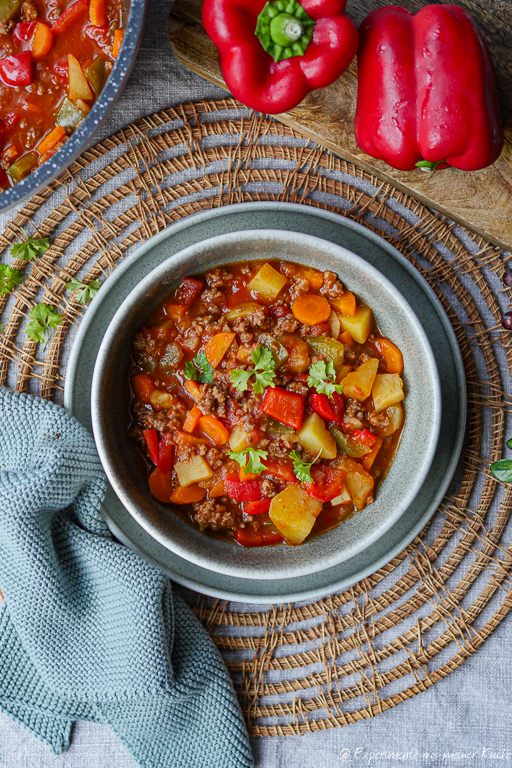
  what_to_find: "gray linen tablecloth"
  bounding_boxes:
[1,1,512,766]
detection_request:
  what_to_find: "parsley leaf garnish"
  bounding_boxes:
[0,264,23,296]
[11,236,50,261]
[290,449,322,484]
[307,360,343,398]
[230,345,276,394]
[184,361,197,381]
[26,303,62,350]
[229,447,268,475]
[192,351,214,383]
[66,277,101,305]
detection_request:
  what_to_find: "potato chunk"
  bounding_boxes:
[228,424,253,452]
[337,457,374,510]
[175,456,213,487]
[372,373,404,412]
[247,263,287,301]
[340,358,379,402]
[269,485,323,545]
[330,481,352,506]
[338,305,373,344]
[297,412,337,459]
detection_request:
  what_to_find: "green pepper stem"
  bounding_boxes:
[270,13,304,46]
[255,0,315,63]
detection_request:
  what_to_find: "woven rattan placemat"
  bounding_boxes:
[1,99,511,736]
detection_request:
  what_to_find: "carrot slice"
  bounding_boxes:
[372,338,404,375]
[131,372,155,403]
[199,415,229,445]
[210,479,226,498]
[184,379,202,401]
[239,464,258,482]
[36,125,65,155]
[331,291,356,317]
[170,484,206,504]
[183,405,202,434]
[149,467,174,503]
[174,430,208,448]
[292,293,330,326]
[339,330,354,346]
[361,437,383,471]
[89,0,107,25]
[112,28,124,58]
[32,23,53,59]
[204,332,236,369]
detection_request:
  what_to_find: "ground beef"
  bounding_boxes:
[205,268,233,288]
[261,478,278,498]
[357,352,371,364]
[0,19,14,34]
[268,433,299,457]
[143,402,186,433]
[344,346,356,363]
[201,287,224,305]
[286,380,309,397]
[22,1,38,19]
[232,306,268,333]
[299,323,328,338]
[366,409,391,431]
[199,383,229,418]
[192,499,239,531]
[274,315,299,335]
[345,399,364,419]
[289,277,310,300]
[206,447,224,471]
[319,270,344,299]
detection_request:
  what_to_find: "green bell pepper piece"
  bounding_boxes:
[331,427,371,458]
[158,342,183,375]
[0,0,21,22]
[306,336,344,368]
[8,151,38,182]
[85,56,106,96]
[56,97,88,129]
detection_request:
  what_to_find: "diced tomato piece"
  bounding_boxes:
[305,465,345,502]
[244,498,271,515]
[269,304,291,318]
[310,393,337,421]
[13,21,37,42]
[142,429,159,466]
[261,386,305,430]
[2,113,19,129]
[0,52,32,87]
[262,458,296,483]
[225,473,263,502]
[84,24,111,55]
[53,58,68,80]
[177,277,204,306]
[351,428,377,447]
[51,0,89,34]
[157,432,174,475]
[332,392,345,425]
[235,527,284,547]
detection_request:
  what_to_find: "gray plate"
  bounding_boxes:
[65,202,466,603]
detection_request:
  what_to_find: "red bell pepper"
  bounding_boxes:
[262,386,304,430]
[51,0,89,34]
[262,457,296,483]
[235,527,284,547]
[157,432,174,476]
[310,393,337,421]
[305,465,344,502]
[244,498,272,515]
[355,5,503,172]
[332,391,344,425]
[13,21,37,42]
[142,428,159,466]
[203,0,358,114]
[225,473,263,502]
[177,277,204,306]
[351,428,377,447]
[0,52,32,87]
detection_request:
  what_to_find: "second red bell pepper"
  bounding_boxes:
[262,386,304,430]
[355,5,503,172]
[203,0,358,114]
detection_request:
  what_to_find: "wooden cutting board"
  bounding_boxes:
[167,0,512,253]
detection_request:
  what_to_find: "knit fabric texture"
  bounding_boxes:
[0,388,253,768]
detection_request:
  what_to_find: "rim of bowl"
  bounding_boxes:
[91,229,442,579]
[0,0,148,213]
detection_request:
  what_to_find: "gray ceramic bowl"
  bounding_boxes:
[91,230,441,580]
[0,0,147,212]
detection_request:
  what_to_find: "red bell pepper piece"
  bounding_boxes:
[0,167,9,191]
[157,432,174,475]
[84,24,112,56]
[225,473,263,502]
[13,21,37,42]
[203,0,358,114]
[177,277,204,306]
[332,391,344,425]
[305,465,344,502]
[142,428,159,466]
[235,527,284,547]
[0,52,32,87]
[310,393,337,421]
[262,458,296,483]
[261,386,304,430]
[355,5,503,172]
[351,428,377,447]
[51,0,89,34]
[244,498,271,515]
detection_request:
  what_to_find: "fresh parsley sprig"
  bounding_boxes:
[491,438,512,482]
[184,351,214,383]
[290,449,322,484]
[11,235,50,261]
[307,360,343,398]
[26,304,62,350]
[229,447,268,475]
[0,264,23,296]
[230,345,276,394]
[66,277,102,305]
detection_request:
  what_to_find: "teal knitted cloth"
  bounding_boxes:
[0,389,253,768]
